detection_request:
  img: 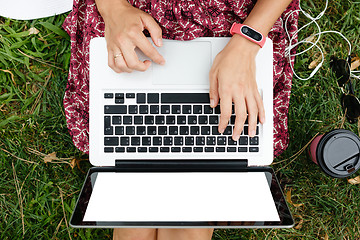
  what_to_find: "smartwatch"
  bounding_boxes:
[230,23,266,48]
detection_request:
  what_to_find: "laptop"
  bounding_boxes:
[70,37,294,228]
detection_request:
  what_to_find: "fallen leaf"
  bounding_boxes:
[28,27,39,35]
[294,215,303,230]
[286,188,304,207]
[305,35,316,43]
[351,57,360,71]
[324,233,329,240]
[43,152,57,163]
[348,176,360,185]
[308,55,323,69]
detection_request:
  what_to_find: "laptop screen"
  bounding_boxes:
[70,167,293,228]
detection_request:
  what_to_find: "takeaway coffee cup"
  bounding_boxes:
[309,129,360,178]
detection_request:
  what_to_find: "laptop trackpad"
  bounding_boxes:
[152,41,212,85]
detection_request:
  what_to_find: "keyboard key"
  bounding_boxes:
[206,137,216,145]
[242,126,248,135]
[182,105,191,114]
[127,147,136,152]
[149,147,159,152]
[148,126,157,135]
[227,147,236,152]
[209,116,218,124]
[120,137,129,146]
[139,105,148,114]
[104,93,113,99]
[177,116,186,124]
[171,147,181,152]
[201,126,211,135]
[215,106,220,114]
[136,93,146,104]
[164,137,173,145]
[126,93,135,98]
[238,147,248,152]
[104,147,114,153]
[115,98,124,104]
[134,116,143,125]
[249,147,259,152]
[145,116,154,124]
[147,93,159,103]
[123,116,132,125]
[182,147,192,152]
[196,137,205,145]
[126,126,135,135]
[155,116,165,124]
[228,137,237,145]
[198,116,208,124]
[185,137,194,145]
[138,147,147,152]
[112,116,122,125]
[190,126,199,135]
[204,105,213,114]
[169,126,178,135]
[250,136,259,145]
[153,137,162,146]
[193,105,202,114]
[115,147,125,153]
[174,137,183,145]
[104,116,111,127]
[131,137,141,146]
[216,147,225,152]
[115,126,124,135]
[129,105,138,114]
[161,93,210,103]
[180,126,189,135]
[230,115,236,125]
[142,137,151,146]
[239,136,248,145]
[205,147,214,152]
[188,116,197,124]
[166,116,176,124]
[256,126,259,135]
[150,105,159,114]
[104,127,113,135]
[160,147,170,152]
[212,126,220,135]
[161,105,170,114]
[158,126,167,135]
[172,105,181,114]
[217,137,226,145]
[194,147,203,152]
[104,137,119,146]
[224,126,232,135]
[115,93,124,98]
[104,105,127,114]
[136,126,146,135]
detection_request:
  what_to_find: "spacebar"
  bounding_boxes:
[161,93,210,103]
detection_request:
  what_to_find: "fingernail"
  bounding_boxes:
[260,116,265,123]
[210,99,215,108]
[219,128,224,134]
[250,130,256,137]
[157,38,163,47]
[233,134,240,141]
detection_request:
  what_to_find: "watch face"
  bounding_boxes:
[241,26,262,42]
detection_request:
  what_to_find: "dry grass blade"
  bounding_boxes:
[30,69,52,114]
[0,69,16,86]
[58,187,72,240]
[11,162,25,235]
[52,218,64,240]
[17,49,64,71]
[1,147,39,165]
[27,148,74,166]
[286,188,304,207]
[294,215,304,230]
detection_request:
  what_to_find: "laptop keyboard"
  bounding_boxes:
[103,93,260,153]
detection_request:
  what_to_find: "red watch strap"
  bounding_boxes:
[230,23,266,48]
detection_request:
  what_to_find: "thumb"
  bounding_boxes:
[209,69,219,108]
[141,14,163,47]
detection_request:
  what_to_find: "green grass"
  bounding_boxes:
[1,0,360,239]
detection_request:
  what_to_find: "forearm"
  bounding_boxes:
[243,0,293,36]
[95,0,130,19]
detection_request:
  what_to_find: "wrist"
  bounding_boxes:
[231,34,260,56]
[95,0,130,19]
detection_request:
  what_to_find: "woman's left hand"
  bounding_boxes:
[209,34,265,141]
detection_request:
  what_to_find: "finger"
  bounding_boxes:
[246,95,258,138]
[135,34,165,65]
[141,14,163,47]
[232,96,247,141]
[108,49,122,73]
[255,92,265,124]
[113,50,133,73]
[121,41,152,71]
[218,93,232,134]
[209,67,219,108]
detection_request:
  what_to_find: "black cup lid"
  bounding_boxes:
[316,129,360,178]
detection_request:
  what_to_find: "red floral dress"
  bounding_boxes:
[62,0,299,158]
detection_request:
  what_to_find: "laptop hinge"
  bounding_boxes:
[115,159,248,172]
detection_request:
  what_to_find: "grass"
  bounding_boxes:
[0,0,360,239]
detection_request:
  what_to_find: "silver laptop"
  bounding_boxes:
[70,37,294,228]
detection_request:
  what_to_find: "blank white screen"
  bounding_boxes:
[83,172,280,222]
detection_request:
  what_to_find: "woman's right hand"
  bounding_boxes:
[95,0,165,73]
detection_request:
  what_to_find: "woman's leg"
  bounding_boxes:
[113,228,157,240]
[157,228,214,240]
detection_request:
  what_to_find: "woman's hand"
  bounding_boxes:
[95,0,165,73]
[209,34,265,141]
